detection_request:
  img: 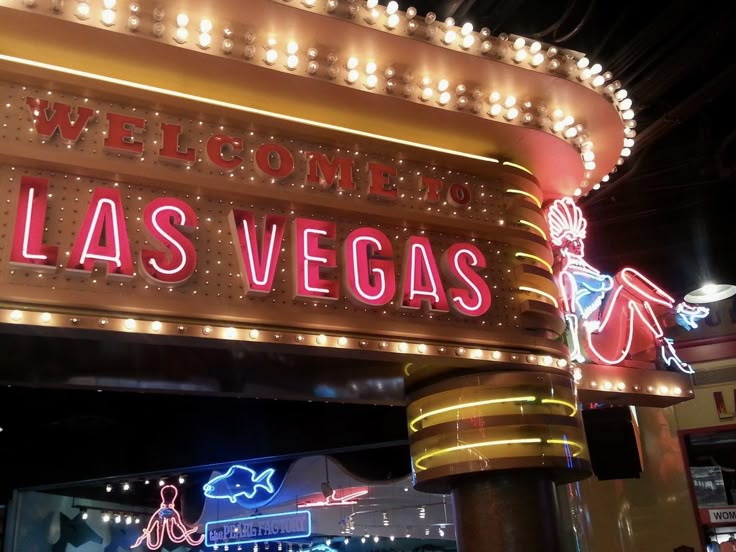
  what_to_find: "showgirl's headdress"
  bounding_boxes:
[546,197,587,247]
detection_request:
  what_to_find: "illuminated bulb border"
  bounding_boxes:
[9,1,636,196]
[0,307,572,369]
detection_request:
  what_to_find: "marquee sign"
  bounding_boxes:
[0,79,564,359]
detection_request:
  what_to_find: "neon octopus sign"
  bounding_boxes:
[131,485,204,550]
[546,198,709,373]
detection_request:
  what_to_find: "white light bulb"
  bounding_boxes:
[124,318,136,330]
[127,15,139,30]
[513,37,525,50]
[346,56,359,70]
[286,54,299,69]
[531,53,544,66]
[176,13,188,27]
[347,69,359,83]
[505,107,519,120]
[564,127,578,138]
[584,161,596,170]
[529,41,541,54]
[622,109,635,120]
[421,87,433,101]
[621,147,631,157]
[365,61,377,74]
[101,9,115,25]
[437,79,449,92]
[514,49,528,62]
[386,0,398,14]
[103,0,115,8]
[590,63,602,75]
[151,321,162,332]
[307,47,318,59]
[386,13,399,28]
[489,103,502,117]
[577,57,589,69]
[461,22,473,35]
[174,26,188,43]
[286,40,299,55]
[265,49,278,65]
[592,75,605,87]
[488,91,501,103]
[200,19,212,33]
[504,95,516,108]
[437,91,451,105]
[619,98,632,110]
[75,1,90,19]
[615,89,628,101]
[365,74,378,88]
[384,66,395,78]
[406,6,416,19]
[443,30,457,44]
[366,0,378,8]
[582,150,595,162]
[307,60,319,74]
[198,33,211,48]
[461,35,474,49]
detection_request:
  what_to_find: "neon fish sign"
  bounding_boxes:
[547,198,708,373]
[203,465,277,504]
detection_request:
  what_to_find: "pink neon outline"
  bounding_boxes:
[445,245,491,316]
[345,228,395,306]
[131,485,203,551]
[297,489,369,508]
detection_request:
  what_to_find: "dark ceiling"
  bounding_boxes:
[412,0,735,297]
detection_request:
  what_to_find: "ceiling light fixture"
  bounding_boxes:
[684,283,736,304]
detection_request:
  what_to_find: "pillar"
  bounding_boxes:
[405,368,590,550]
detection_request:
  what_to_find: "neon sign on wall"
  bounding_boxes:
[297,488,369,508]
[11,175,494,319]
[131,485,203,551]
[203,465,277,504]
[547,198,708,373]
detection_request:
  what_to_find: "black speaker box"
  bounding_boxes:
[582,406,643,480]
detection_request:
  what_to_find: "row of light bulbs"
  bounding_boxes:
[571,365,690,397]
[15,0,633,198]
[103,475,185,493]
[3,308,571,369]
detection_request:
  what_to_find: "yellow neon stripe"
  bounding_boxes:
[502,161,534,175]
[505,188,542,208]
[518,219,548,240]
[541,398,578,417]
[518,286,560,309]
[409,396,537,433]
[414,438,543,470]
[514,252,553,274]
[0,54,504,166]
[546,439,585,457]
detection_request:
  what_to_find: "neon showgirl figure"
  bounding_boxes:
[131,485,204,550]
[546,198,708,374]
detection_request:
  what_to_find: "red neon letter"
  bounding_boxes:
[401,236,449,311]
[206,134,243,171]
[306,152,355,190]
[25,97,93,144]
[367,162,398,200]
[140,198,198,286]
[10,176,58,269]
[67,187,134,279]
[104,113,145,155]
[294,218,338,300]
[255,143,294,178]
[159,123,196,165]
[421,176,443,203]
[344,228,395,306]
[443,243,491,317]
[229,210,287,295]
